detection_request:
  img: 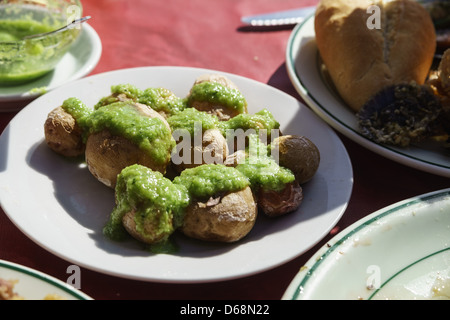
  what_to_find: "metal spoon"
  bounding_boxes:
[23,16,91,40]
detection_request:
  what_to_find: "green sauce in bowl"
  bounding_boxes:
[0,1,82,85]
[0,19,56,41]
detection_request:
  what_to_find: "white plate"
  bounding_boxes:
[0,66,353,283]
[0,259,92,300]
[286,15,450,178]
[283,188,450,300]
[0,24,102,111]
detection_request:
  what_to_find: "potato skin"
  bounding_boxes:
[44,106,85,157]
[122,208,171,245]
[172,128,229,173]
[85,130,168,188]
[272,135,320,184]
[258,181,303,217]
[190,100,241,121]
[188,74,247,121]
[180,186,257,243]
[84,102,173,188]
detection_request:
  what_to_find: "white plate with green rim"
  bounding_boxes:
[286,15,450,178]
[0,259,92,300]
[283,188,450,300]
[0,24,102,111]
[0,66,353,283]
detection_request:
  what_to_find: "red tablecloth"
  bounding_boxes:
[0,0,449,300]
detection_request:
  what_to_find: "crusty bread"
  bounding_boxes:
[314,0,436,112]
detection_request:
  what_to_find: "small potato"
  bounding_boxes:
[180,186,257,243]
[44,106,85,157]
[172,128,229,173]
[257,181,303,217]
[187,74,248,121]
[85,102,173,188]
[103,164,190,245]
[85,130,168,188]
[271,135,320,184]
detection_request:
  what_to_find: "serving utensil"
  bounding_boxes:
[240,6,315,27]
[23,16,91,40]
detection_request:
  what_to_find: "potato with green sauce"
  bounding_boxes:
[233,134,304,217]
[103,164,190,247]
[187,74,248,121]
[168,108,229,172]
[83,101,175,188]
[174,164,257,243]
[95,84,186,118]
[44,98,91,158]
[270,135,320,184]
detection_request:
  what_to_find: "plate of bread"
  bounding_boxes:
[286,0,450,178]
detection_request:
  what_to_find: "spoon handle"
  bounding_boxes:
[24,16,91,40]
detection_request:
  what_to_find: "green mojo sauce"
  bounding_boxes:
[167,107,221,136]
[187,82,247,113]
[62,97,92,125]
[222,109,280,134]
[236,135,295,192]
[173,164,250,201]
[237,158,295,192]
[95,84,187,117]
[139,87,186,116]
[0,19,55,42]
[94,84,144,108]
[0,6,78,85]
[83,102,175,165]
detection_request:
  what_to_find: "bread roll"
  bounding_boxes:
[315,0,436,112]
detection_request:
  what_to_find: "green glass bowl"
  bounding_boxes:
[0,0,83,85]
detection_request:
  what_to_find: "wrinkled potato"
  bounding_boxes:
[180,186,257,243]
[271,135,320,184]
[122,208,171,245]
[85,130,169,188]
[172,128,229,173]
[44,106,85,157]
[257,181,303,217]
[85,102,173,188]
[224,149,247,167]
[103,164,190,245]
[187,74,248,121]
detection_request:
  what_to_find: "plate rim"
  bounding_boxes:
[0,259,92,300]
[282,187,450,300]
[0,23,102,103]
[285,15,450,178]
[0,66,353,283]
